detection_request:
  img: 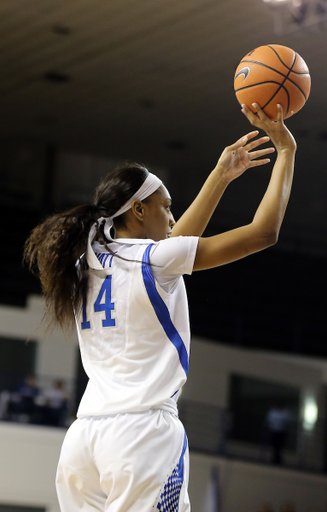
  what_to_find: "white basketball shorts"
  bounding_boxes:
[56,409,190,512]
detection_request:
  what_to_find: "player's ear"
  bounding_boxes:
[131,200,145,221]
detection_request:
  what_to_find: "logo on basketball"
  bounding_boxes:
[235,67,250,82]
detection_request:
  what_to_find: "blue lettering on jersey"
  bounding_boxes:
[103,254,110,267]
[109,254,115,267]
[81,275,116,329]
[95,252,117,268]
[94,275,116,327]
[96,253,105,265]
[142,244,189,376]
[81,283,91,330]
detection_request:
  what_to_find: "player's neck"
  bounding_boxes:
[114,225,148,240]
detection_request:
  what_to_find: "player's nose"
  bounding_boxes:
[169,214,175,227]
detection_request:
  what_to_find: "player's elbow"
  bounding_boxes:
[260,228,279,248]
[252,219,280,249]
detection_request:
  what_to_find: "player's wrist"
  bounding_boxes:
[275,142,297,154]
[212,166,232,187]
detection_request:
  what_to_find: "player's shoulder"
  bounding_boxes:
[149,235,199,270]
[151,235,198,251]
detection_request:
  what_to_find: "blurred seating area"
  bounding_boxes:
[0,374,70,428]
[0,369,326,475]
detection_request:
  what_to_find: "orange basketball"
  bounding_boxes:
[234,44,311,120]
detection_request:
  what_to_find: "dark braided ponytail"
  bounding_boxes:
[24,163,149,332]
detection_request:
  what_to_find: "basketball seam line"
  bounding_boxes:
[235,80,291,91]
[267,45,294,71]
[262,51,297,117]
[238,60,308,100]
[235,81,291,116]
[263,86,290,115]
[240,59,309,76]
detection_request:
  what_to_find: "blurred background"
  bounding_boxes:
[1,0,327,511]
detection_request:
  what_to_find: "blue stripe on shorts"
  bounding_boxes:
[156,433,188,512]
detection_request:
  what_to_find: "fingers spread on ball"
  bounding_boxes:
[276,104,284,122]
[252,103,269,121]
[241,104,256,120]
[241,104,263,128]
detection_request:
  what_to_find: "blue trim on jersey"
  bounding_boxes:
[103,254,110,267]
[142,244,189,376]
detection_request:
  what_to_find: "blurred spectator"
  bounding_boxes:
[265,401,292,465]
[17,374,40,423]
[41,379,69,427]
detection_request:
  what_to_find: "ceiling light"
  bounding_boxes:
[303,398,318,431]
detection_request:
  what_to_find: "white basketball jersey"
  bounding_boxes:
[76,236,198,418]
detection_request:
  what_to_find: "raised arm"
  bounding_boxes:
[193,104,296,270]
[171,131,275,237]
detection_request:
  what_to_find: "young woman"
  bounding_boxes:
[24,104,296,512]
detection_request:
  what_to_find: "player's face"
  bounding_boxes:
[143,185,175,241]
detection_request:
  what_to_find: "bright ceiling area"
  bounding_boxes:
[1,0,327,253]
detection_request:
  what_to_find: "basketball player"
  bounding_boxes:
[24,104,296,512]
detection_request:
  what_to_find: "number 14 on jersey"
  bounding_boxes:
[81,275,116,330]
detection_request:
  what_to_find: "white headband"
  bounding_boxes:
[102,172,162,239]
[87,172,162,269]
[111,172,162,220]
